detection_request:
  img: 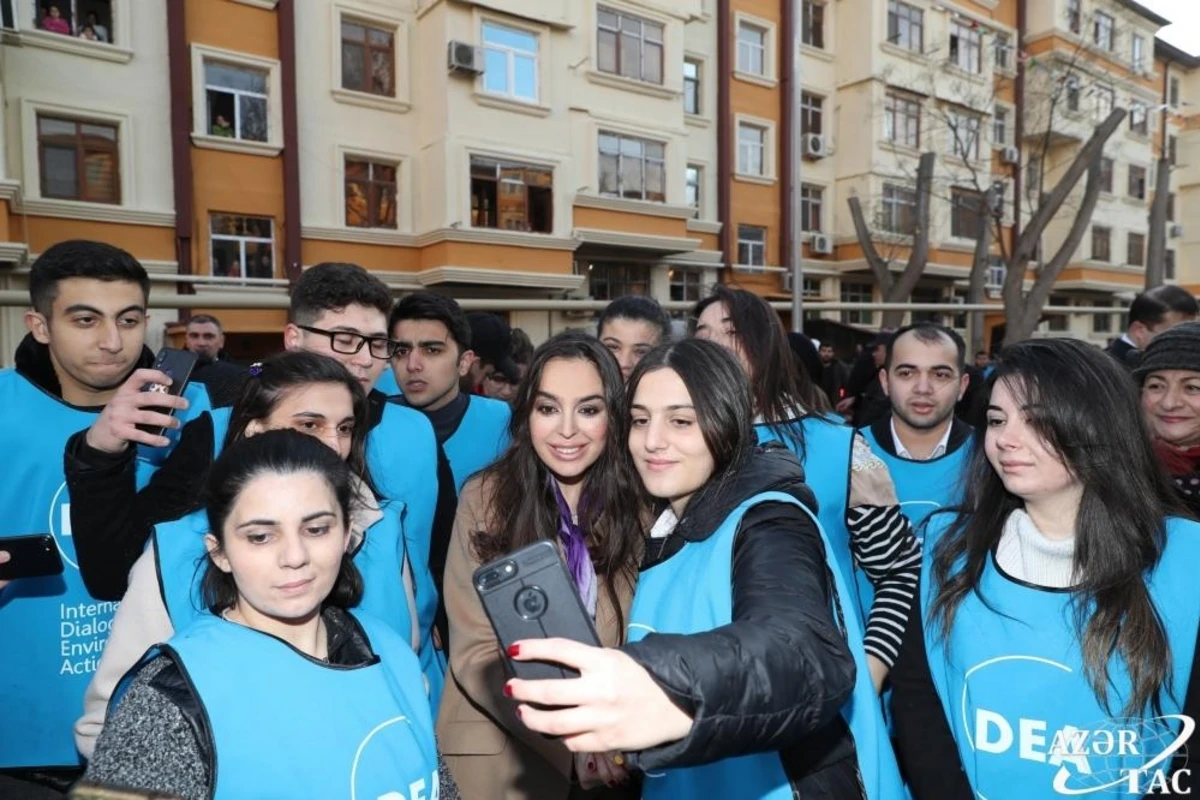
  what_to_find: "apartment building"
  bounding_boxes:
[0,0,1193,358]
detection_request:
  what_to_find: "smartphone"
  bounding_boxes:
[474,540,600,682]
[0,534,64,580]
[70,781,182,800]
[135,347,198,438]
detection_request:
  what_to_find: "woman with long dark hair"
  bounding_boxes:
[506,338,905,799]
[892,338,1200,798]
[597,295,673,382]
[85,431,448,799]
[437,331,643,799]
[693,285,921,691]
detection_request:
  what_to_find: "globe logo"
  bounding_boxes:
[47,481,78,570]
[349,714,438,800]
[1050,715,1192,796]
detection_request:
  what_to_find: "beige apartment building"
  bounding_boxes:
[0,0,1193,358]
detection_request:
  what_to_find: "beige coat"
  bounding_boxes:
[437,476,635,800]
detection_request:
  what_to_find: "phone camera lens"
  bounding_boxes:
[514,586,548,620]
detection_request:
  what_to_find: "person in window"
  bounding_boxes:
[85,11,108,42]
[78,24,96,40]
[210,114,234,138]
[40,4,70,34]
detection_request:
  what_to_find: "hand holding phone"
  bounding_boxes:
[0,535,64,581]
[85,349,198,453]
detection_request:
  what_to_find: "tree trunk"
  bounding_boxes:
[1000,108,1126,346]
[1145,157,1171,289]
[847,152,936,328]
[967,187,999,353]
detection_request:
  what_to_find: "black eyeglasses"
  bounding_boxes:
[297,325,397,360]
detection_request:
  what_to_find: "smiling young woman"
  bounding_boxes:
[1136,322,1200,517]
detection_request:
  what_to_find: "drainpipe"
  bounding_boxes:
[717,0,732,271]
[279,0,302,285]
[166,0,193,303]
[782,0,802,331]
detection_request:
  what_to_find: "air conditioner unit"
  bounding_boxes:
[1170,223,1184,238]
[447,41,484,75]
[986,286,1003,299]
[1000,145,1020,165]
[803,134,828,160]
[810,233,834,254]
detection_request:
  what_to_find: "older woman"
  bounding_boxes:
[1136,321,1200,516]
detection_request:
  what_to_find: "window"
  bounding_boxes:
[587,263,650,300]
[993,106,1008,146]
[482,22,538,102]
[1067,0,1081,34]
[597,7,664,84]
[802,1,824,49]
[947,110,981,161]
[884,93,921,148]
[986,257,1006,289]
[737,122,767,176]
[1065,76,1081,112]
[1094,12,1114,51]
[210,214,274,279]
[841,280,874,324]
[1170,136,1178,167]
[36,0,115,43]
[802,278,822,298]
[1099,157,1114,193]
[1127,232,1146,267]
[685,164,701,216]
[1130,102,1148,136]
[669,268,703,303]
[36,116,119,204]
[736,21,766,75]
[341,19,395,97]
[1047,295,1069,332]
[1026,157,1042,195]
[1168,192,1176,222]
[801,92,823,135]
[881,183,917,234]
[1092,300,1113,334]
[1170,77,1181,108]
[1131,34,1145,72]
[470,156,552,233]
[887,0,923,53]
[344,158,397,229]
[949,20,982,73]
[1094,86,1114,122]
[205,62,268,142]
[1091,226,1111,261]
[683,59,700,114]
[598,132,666,202]
[1167,250,1177,280]
[993,33,1011,70]
[800,184,823,232]
[1128,165,1147,200]
[737,225,767,269]
[911,287,943,324]
[951,187,983,239]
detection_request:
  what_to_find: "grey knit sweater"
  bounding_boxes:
[84,607,460,800]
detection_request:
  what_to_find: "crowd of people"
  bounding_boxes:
[2,239,1200,799]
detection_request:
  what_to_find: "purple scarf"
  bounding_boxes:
[550,478,597,616]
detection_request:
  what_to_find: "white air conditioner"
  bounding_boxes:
[810,233,834,254]
[1170,223,1184,238]
[1000,145,1020,165]
[803,134,829,160]
[447,41,484,75]
[986,286,1003,299]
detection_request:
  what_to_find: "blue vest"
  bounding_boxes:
[208,405,232,457]
[755,419,860,613]
[443,395,511,493]
[921,515,1200,797]
[629,491,905,800]
[859,424,971,534]
[375,368,402,398]
[146,610,437,799]
[0,369,209,768]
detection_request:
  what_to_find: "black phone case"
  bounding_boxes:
[136,348,198,437]
[0,534,64,580]
[474,540,600,682]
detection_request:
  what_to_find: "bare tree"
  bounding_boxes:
[967,184,1002,349]
[1145,155,1171,289]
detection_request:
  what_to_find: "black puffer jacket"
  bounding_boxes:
[623,446,864,798]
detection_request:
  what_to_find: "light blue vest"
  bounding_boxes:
[0,369,209,768]
[143,610,437,800]
[921,515,1200,797]
[443,395,511,493]
[375,368,402,398]
[628,491,906,800]
[859,424,971,534]
[755,418,860,614]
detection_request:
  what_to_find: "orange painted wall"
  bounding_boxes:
[572,207,688,238]
[187,0,279,60]
[188,308,288,334]
[16,216,176,260]
[191,148,286,277]
[301,239,422,272]
[693,232,720,250]
[1057,266,1143,286]
[419,242,572,273]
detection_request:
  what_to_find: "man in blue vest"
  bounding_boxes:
[0,241,210,794]
[859,322,973,532]
[62,263,438,605]
[389,292,511,649]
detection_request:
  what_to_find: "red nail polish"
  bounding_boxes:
[507,643,521,657]
[503,683,513,698]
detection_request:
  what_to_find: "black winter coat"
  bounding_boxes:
[622,446,865,798]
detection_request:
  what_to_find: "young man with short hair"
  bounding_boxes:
[0,241,210,788]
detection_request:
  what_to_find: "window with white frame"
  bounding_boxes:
[1094,86,1114,121]
[1065,75,1081,112]
[685,164,701,217]
[1128,165,1147,200]
[947,110,981,161]
[881,183,916,234]
[737,122,767,176]
[598,132,666,202]
[1130,101,1148,136]
[482,22,538,102]
[587,263,650,300]
[993,106,1008,146]
[737,20,767,75]
[801,92,823,135]
[1094,12,1114,51]
[801,184,823,232]
[949,20,982,73]
[1128,232,1146,267]
[986,257,1006,289]
[1131,34,1146,72]
[887,0,923,53]
[684,58,701,114]
[1170,77,1181,108]
[802,278,822,298]
[737,224,766,269]
[802,1,824,48]
[1099,157,1114,193]
[841,280,873,324]
[885,92,921,148]
[1067,0,1081,34]
[596,6,664,84]
[35,0,115,43]
[205,61,268,142]
[993,33,1011,70]
[210,213,274,279]
[669,267,703,303]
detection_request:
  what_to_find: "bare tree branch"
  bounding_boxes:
[968,186,999,351]
[880,151,936,328]
[848,196,896,295]
[1146,156,1171,289]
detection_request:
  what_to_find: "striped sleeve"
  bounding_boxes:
[846,502,922,668]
